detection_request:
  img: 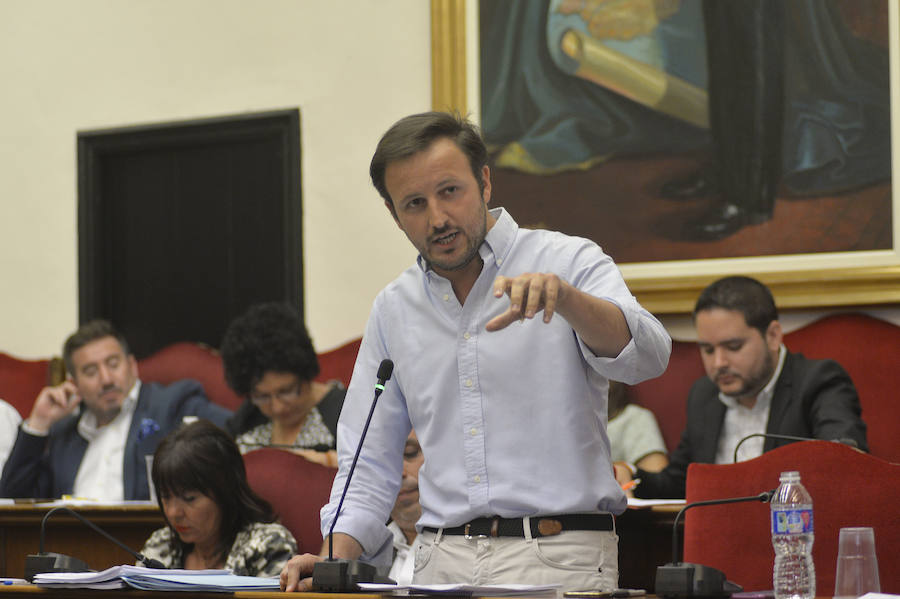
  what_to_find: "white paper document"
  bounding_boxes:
[33,564,236,590]
[359,582,561,596]
[121,572,280,592]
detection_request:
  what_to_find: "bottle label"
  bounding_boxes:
[771,508,814,534]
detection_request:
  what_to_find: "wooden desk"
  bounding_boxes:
[0,503,679,590]
[1,588,329,598]
[0,503,165,579]
[1,587,292,598]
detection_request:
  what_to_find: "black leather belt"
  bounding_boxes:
[424,513,614,539]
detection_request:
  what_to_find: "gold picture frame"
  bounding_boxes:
[430,0,900,314]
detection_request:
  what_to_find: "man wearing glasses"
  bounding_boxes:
[222,302,345,466]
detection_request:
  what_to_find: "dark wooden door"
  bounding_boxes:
[77,109,301,358]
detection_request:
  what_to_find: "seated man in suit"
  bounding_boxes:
[0,319,232,500]
[616,276,867,498]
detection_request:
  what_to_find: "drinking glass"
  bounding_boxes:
[834,527,880,599]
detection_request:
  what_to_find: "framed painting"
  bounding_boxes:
[431,0,900,314]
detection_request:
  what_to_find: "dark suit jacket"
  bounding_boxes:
[635,351,868,499]
[0,379,232,499]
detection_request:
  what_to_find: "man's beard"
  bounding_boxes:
[424,191,488,272]
[93,403,123,425]
[721,351,775,400]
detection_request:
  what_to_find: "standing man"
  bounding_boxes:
[0,320,232,500]
[281,112,671,591]
[616,276,867,498]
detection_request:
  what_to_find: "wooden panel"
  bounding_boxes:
[0,504,164,579]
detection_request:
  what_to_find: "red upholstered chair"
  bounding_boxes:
[783,313,900,462]
[242,448,337,555]
[137,342,243,411]
[0,352,54,418]
[683,440,900,593]
[316,338,361,387]
[630,339,705,452]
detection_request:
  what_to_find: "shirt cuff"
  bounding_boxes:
[21,419,50,437]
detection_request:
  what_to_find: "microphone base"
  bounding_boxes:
[312,559,394,592]
[655,562,742,598]
[25,552,93,583]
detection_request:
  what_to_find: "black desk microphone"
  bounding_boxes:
[312,359,396,592]
[24,505,166,582]
[655,490,774,598]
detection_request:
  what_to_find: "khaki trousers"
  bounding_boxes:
[413,517,618,592]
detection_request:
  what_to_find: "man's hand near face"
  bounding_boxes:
[26,381,81,433]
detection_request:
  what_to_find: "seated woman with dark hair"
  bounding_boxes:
[140,420,297,576]
[221,302,344,465]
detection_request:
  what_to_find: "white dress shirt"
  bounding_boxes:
[322,208,672,563]
[72,381,141,500]
[715,345,787,464]
[387,521,417,585]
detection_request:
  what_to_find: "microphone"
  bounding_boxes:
[24,506,166,582]
[732,433,859,463]
[655,490,774,598]
[312,359,395,592]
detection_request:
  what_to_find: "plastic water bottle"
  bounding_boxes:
[771,470,815,599]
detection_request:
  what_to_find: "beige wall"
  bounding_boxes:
[0,0,429,357]
[1,1,897,358]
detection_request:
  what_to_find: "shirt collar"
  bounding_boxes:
[718,345,787,411]
[415,207,517,275]
[77,379,142,441]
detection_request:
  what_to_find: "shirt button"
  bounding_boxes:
[465,379,473,387]
[443,294,450,301]
[463,332,471,340]
[474,475,481,483]
[470,427,478,436]
[497,258,503,265]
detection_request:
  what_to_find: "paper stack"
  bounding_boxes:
[33,564,280,592]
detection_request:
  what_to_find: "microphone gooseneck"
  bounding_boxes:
[732,433,814,463]
[670,491,773,566]
[39,506,165,568]
[327,359,394,561]
[732,432,859,463]
[656,490,775,598]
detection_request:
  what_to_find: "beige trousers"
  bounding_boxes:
[413,517,618,592]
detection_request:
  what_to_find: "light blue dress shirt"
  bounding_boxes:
[321,208,671,564]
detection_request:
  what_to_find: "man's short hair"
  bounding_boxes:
[63,319,131,376]
[693,276,778,335]
[369,111,489,207]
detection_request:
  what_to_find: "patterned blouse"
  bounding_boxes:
[139,521,297,577]
[235,405,335,454]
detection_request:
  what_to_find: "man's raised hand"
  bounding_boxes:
[485,273,567,332]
